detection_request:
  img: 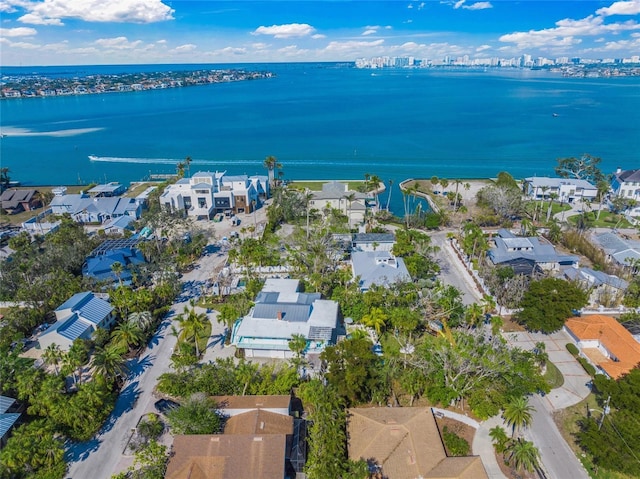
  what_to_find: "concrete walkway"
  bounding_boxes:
[473,416,509,479]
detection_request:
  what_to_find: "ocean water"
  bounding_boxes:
[1,62,639,210]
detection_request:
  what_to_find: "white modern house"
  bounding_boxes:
[309,181,367,227]
[351,251,411,292]
[160,171,267,219]
[611,168,640,218]
[523,177,597,203]
[38,292,116,351]
[352,233,396,252]
[231,278,339,359]
[49,193,141,223]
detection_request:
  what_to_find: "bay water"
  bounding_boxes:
[1,62,639,212]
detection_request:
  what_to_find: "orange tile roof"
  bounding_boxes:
[565,315,640,379]
[347,407,487,479]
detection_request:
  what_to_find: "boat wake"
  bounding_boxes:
[88,155,222,165]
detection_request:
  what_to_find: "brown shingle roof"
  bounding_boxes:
[165,434,286,479]
[565,315,640,379]
[211,395,291,411]
[223,409,294,435]
[347,407,488,479]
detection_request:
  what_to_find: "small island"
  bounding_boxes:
[0,68,275,99]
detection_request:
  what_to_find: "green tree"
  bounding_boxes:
[43,343,63,375]
[263,155,282,188]
[165,394,221,435]
[515,278,588,333]
[505,438,541,473]
[127,439,168,479]
[288,333,307,361]
[489,425,510,453]
[554,154,605,184]
[91,344,128,384]
[502,396,534,437]
[111,261,125,287]
[111,320,144,353]
[361,307,388,339]
[177,302,209,357]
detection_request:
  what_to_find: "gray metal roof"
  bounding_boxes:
[58,314,94,341]
[353,233,395,244]
[0,396,15,415]
[352,251,411,290]
[616,169,640,183]
[489,234,579,267]
[564,267,628,290]
[56,292,113,325]
[0,413,21,440]
[253,303,312,322]
[525,177,596,189]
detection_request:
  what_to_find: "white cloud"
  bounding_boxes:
[500,13,640,50]
[464,2,492,10]
[476,44,491,51]
[252,23,315,38]
[417,2,426,10]
[17,0,174,25]
[407,3,413,9]
[324,39,385,53]
[251,42,270,49]
[95,36,142,49]
[311,33,326,39]
[454,0,466,9]
[170,44,196,54]
[596,0,640,17]
[156,39,167,44]
[362,29,377,36]
[6,40,40,49]
[0,26,36,37]
[209,46,247,56]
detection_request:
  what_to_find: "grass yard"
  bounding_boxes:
[544,361,564,389]
[567,211,633,229]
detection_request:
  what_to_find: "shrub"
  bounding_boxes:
[566,343,579,356]
[442,425,470,456]
[577,357,597,377]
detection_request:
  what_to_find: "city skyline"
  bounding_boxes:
[1,0,640,66]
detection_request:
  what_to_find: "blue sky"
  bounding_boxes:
[1,1,639,65]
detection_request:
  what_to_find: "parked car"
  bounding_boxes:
[154,398,179,415]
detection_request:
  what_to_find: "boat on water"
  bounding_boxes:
[552,113,559,117]
[88,155,98,161]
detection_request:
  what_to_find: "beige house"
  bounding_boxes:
[347,407,488,479]
[309,181,367,227]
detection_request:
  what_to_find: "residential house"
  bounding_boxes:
[352,232,396,252]
[487,229,579,276]
[611,168,640,218]
[160,171,266,219]
[309,181,367,227]
[134,186,157,208]
[591,231,640,271]
[0,396,21,449]
[523,177,598,203]
[49,193,141,223]
[563,267,628,307]
[38,292,115,351]
[0,189,41,214]
[100,215,136,235]
[211,395,292,418]
[165,434,289,479]
[351,251,411,292]
[564,315,640,379]
[87,182,126,197]
[83,239,145,286]
[231,278,339,359]
[347,407,488,479]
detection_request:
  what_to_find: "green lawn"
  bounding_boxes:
[544,361,564,389]
[567,211,633,229]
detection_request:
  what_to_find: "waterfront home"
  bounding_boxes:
[100,215,136,235]
[488,229,579,276]
[351,251,411,292]
[160,171,266,219]
[0,188,41,214]
[231,278,339,359]
[49,193,141,223]
[83,239,145,286]
[523,177,597,203]
[309,181,367,227]
[562,266,628,307]
[591,231,640,272]
[347,407,488,479]
[38,292,115,352]
[133,185,157,208]
[564,315,640,379]
[611,167,640,218]
[87,182,126,197]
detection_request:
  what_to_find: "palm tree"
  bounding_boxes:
[128,311,154,333]
[0,167,10,191]
[184,155,193,177]
[502,396,535,437]
[178,303,209,357]
[263,155,281,188]
[489,425,510,453]
[361,307,388,340]
[546,192,559,222]
[43,343,63,375]
[111,261,125,287]
[480,294,496,315]
[63,340,88,386]
[505,437,541,473]
[343,192,356,228]
[111,320,144,353]
[385,179,394,211]
[464,303,484,327]
[91,345,127,383]
[430,176,439,191]
[439,178,449,193]
[369,174,382,207]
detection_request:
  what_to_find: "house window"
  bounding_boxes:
[183,197,192,209]
[198,197,207,208]
[195,189,209,194]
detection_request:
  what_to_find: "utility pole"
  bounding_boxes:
[598,395,611,430]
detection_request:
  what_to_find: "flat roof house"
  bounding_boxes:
[523,177,597,203]
[231,278,339,359]
[352,250,411,292]
[564,315,640,379]
[488,229,579,276]
[347,407,488,479]
[38,292,115,352]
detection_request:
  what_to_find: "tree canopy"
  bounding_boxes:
[554,154,605,184]
[515,278,588,333]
